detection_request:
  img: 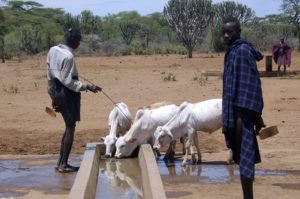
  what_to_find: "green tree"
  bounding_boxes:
[164,0,214,58]
[61,13,80,30]
[42,22,63,50]
[79,10,94,34]
[20,24,42,54]
[4,28,21,58]
[212,1,256,52]
[141,12,175,45]
[214,1,255,23]
[100,14,120,40]
[92,16,102,35]
[0,8,7,62]
[119,21,140,45]
[117,11,142,22]
[263,14,289,23]
[281,0,300,50]
[138,24,150,48]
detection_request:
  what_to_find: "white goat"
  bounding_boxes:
[102,102,132,157]
[153,99,232,166]
[115,104,180,158]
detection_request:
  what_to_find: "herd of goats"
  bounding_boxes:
[102,99,233,166]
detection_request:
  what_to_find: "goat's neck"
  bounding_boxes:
[109,119,119,137]
[171,126,187,141]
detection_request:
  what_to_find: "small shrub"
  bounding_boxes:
[193,72,208,85]
[162,72,176,81]
[34,74,47,79]
[34,82,38,88]
[193,73,199,81]
[131,40,144,55]
[103,41,116,56]
[163,45,187,55]
[119,45,132,56]
[102,38,122,56]
[144,48,155,55]
[4,84,19,93]
[112,74,119,80]
[31,63,41,69]
[169,63,181,68]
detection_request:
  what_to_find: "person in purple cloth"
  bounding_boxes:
[221,16,266,199]
[272,37,292,76]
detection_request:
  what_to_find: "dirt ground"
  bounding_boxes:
[0,52,300,198]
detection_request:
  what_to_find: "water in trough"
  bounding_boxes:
[95,157,143,199]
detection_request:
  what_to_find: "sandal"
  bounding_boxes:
[57,164,80,173]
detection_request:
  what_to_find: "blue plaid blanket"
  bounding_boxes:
[223,39,264,130]
[224,110,261,180]
[222,39,263,180]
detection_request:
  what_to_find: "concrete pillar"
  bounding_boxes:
[265,55,272,72]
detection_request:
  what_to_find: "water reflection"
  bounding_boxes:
[157,155,292,184]
[157,156,239,184]
[95,158,143,199]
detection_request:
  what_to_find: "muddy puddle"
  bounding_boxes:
[1,154,299,198]
[95,158,143,199]
[0,155,82,198]
[157,155,296,184]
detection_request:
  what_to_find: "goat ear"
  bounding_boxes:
[101,137,105,141]
[166,130,173,140]
[128,137,137,143]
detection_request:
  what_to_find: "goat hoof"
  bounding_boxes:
[226,159,234,165]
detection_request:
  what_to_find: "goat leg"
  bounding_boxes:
[182,139,192,166]
[193,131,202,163]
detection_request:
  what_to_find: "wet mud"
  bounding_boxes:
[0,155,82,198]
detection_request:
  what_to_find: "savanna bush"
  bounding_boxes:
[102,38,122,56]
[4,29,22,59]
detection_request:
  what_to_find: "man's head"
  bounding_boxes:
[222,16,241,46]
[64,28,81,49]
[280,37,285,43]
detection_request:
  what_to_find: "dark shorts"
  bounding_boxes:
[53,79,81,127]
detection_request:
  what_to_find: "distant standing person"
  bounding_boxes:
[47,28,101,173]
[272,37,291,76]
[221,17,265,199]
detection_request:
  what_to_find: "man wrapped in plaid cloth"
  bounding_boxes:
[221,16,266,199]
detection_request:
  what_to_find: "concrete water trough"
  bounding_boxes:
[68,143,166,199]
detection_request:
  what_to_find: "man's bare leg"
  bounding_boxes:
[241,175,253,199]
[58,125,79,172]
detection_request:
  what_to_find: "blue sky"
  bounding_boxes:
[31,0,282,17]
